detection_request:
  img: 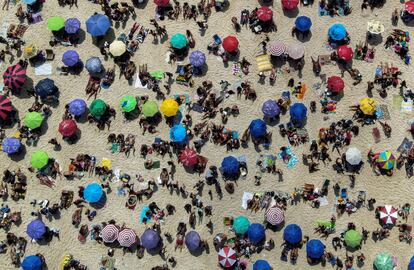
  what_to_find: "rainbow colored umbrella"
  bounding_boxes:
[376,151,395,170]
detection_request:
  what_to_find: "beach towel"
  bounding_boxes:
[174,94,189,104]
[392,94,402,109]
[375,105,384,119]
[397,137,413,153]
[140,205,152,223]
[232,62,241,77]
[241,192,253,210]
[318,55,332,66]
[237,155,247,164]
[0,22,9,39]
[34,63,52,76]
[379,105,390,120]
[277,146,298,168]
[318,5,346,16]
[256,54,272,72]
[134,73,148,89]
[317,196,329,206]
[401,99,413,113]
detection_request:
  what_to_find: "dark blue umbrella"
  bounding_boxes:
[141,229,161,250]
[249,119,267,138]
[221,156,239,177]
[262,100,280,118]
[64,18,81,34]
[85,57,102,74]
[185,231,201,252]
[21,255,42,270]
[69,99,87,116]
[35,78,57,98]
[2,137,21,154]
[248,223,265,244]
[295,16,312,32]
[306,239,325,259]
[86,14,110,37]
[189,50,206,67]
[62,50,79,67]
[283,224,302,245]
[409,256,414,270]
[290,103,307,121]
[253,260,271,270]
[26,219,46,239]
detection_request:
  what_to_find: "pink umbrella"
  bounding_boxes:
[218,246,237,268]
[118,228,137,247]
[287,43,305,60]
[379,205,398,225]
[101,224,119,243]
[266,207,285,226]
[268,41,286,56]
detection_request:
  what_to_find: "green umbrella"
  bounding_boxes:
[89,99,107,117]
[344,230,362,248]
[142,101,158,117]
[233,216,250,235]
[47,16,65,31]
[120,96,137,113]
[24,112,43,129]
[374,252,393,270]
[31,150,49,169]
[170,33,188,49]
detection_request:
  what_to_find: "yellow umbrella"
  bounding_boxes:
[59,254,73,270]
[160,99,179,117]
[23,44,38,59]
[109,41,126,57]
[359,97,377,115]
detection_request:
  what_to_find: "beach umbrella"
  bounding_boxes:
[359,97,376,115]
[218,246,237,268]
[222,36,239,53]
[47,16,65,31]
[262,100,280,118]
[83,183,103,203]
[377,151,396,170]
[409,256,414,270]
[26,220,46,239]
[283,224,302,245]
[345,147,362,165]
[109,40,126,57]
[337,45,353,62]
[0,95,12,120]
[221,156,239,177]
[379,205,398,225]
[120,96,137,113]
[118,228,137,247]
[268,41,286,56]
[367,20,385,35]
[344,230,362,248]
[185,231,201,252]
[3,64,26,90]
[86,14,110,37]
[290,103,307,121]
[253,260,271,270]
[327,76,345,94]
[295,16,312,32]
[281,0,299,10]
[21,255,42,270]
[141,229,160,250]
[62,50,79,67]
[170,124,186,142]
[35,78,57,98]
[189,50,206,67]
[160,99,179,117]
[23,0,37,4]
[170,33,188,49]
[266,207,284,226]
[69,99,87,116]
[58,119,77,137]
[405,1,414,15]
[249,119,267,138]
[24,112,43,129]
[306,239,325,259]
[100,224,119,243]
[328,23,347,41]
[142,101,158,117]
[89,99,107,117]
[31,150,49,169]
[257,6,273,22]
[2,137,21,154]
[233,216,250,235]
[179,148,198,167]
[85,57,102,74]
[248,223,265,244]
[287,43,305,59]
[374,252,393,270]
[64,18,81,34]
[154,0,169,7]
[23,44,38,59]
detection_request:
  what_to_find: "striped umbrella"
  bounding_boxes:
[268,41,286,56]
[100,224,119,243]
[379,205,398,225]
[118,228,137,247]
[376,150,395,170]
[266,207,285,226]
[287,43,305,60]
[218,246,237,268]
[3,64,26,90]
[0,95,12,120]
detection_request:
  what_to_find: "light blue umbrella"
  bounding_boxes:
[170,124,186,142]
[328,23,347,41]
[23,0,37,4]
[64,18,81,34]
[86,14,110,37]
[189,50,206,67]
[83,183,103,203]
[85,57,102,74]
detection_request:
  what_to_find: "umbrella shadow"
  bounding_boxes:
[296,31,312,43]
[20,77,35,100]
[270,56,286,68]
[75,29,87,45]
[189,248,204,257]
[10,145,27,162]
[93,28,116,48]
[263,116,280,127]
[90,192,107,209]
[283,8,299,18]
[64,130,81,145]
[366,33,383,46]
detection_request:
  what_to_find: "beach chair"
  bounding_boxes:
[45,49,55,61]
[303,183,314,196]
[117,33,128,43]
[213,34,221,45]
[340,188,347,199]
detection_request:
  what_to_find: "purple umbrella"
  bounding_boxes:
[69,99,87,116]
[65,18,81,34]
[185,231,201,252]
[2,137,21,154]
[27,220,46,239]
[140,229,160,250]
[189,50,206,67]
[262,100,280,118]
[62,50,79,67]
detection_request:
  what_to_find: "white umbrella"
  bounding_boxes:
[287,43,305,60]
[346,147,362,165]
[367,20,385,35]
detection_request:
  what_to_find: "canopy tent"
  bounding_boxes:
[222,36,239,53]
[249,119,267,138]
[21,255,42,270]
[170,33,188,49]
[344,230,362,248]
[359,97,377,115]
[221,156,239,178]
[109,41,126,57]
[83,183,103,203]
[374,252,393,270]
[0,95,13,120]
[89,99,107,117]
[64,18,81,34]
[287,43,305,59]
[379,205,398,225]
[189,50,206,67]
[337,45,353,62]
[218,246,237,268]
[27,220,46,239]
[160,99,179,117]
[35,78,57,98]
[142,101,158,117]
[266,207,284,226]
[118,228,137,247]
[257,7,273,22]
[179,148,198,167]
[327,76,345,95]
[31,150,49,169]
[120,96,137,113]
[47,16,65,31]
[345,147,362,165]
[69,99,87,116]
[85,57,103,74]
[253,260,271,270]
[281,0,299,10]
[141,229,161,250]
[290,103,307,122]
[268,41,286,56]
[62,50,80,67]
[328,23,347,41]
[24,112,43,129]
[306,239,325,259]
[295,16,312,32]
[248,223,265,244]
[3,64,26,90]
[376,151,395,170]
[86,14,110,36]
[233,216,250,235]
[100,224,119,243]
[2,137,21,154]
[185,231,201,252]
[170,124,186,143]
[154,0,169,7]
[58,119,77,137]
[283,224,302,245]
[262,100,280,118]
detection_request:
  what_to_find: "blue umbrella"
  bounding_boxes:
[86,14,110,37]
[35,78,57,98]
[85,57,102,74]
[23,0,37,4]
[21,255,42,270]
[69,99,87,116]
[189,50,206,67]
[248,223,265,244]
[290,103,307,121]
[26,220,46,239]
[170,124,186,142]
[83,183,103,203]
[221,156,239,177]
[409,256,414,270]
[62,50,79,67]
[262,100,280,118]
[2,137,21,154]
[306,239,325,259]
[295,16,312,32]
[283,224,302,245]
[64,18,81,34]
[185,231,201,252]
[141,229,161,250]
[253,260,271,270]
[249,119,267,138]
[328,23,347,41]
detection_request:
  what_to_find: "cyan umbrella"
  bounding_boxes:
[189,50,206,67]
[85,57,102,74]
[248,223,265,244]
[249,119,267,138]
[221,156,239,177]
[69,99,87,116]
[170,124,186,142]
[62,50,79,67]
[253,260,271,270]
[290,103,307,121]
[233,216,250,235]
[65,18,81,34]
[185,231,201,252]
[35,78,57,98]
[23,0,37,4]
[141,229,161,250]
[83,183,103,203]
[328,23,347,41]
[283,224,302,245]
[2,137,21,154]
[295,16,312,32]
[170,33,188,49]
[86,14,110,37]
[262,100,280,118]
[26,220,46,239]
[306,239,325,259]
[21,255,42,270]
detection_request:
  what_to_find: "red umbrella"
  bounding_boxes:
[3,64,26,90]
[282,0,299,10]
[154,0,169,7]
[337,45,353,62]
[327,76,345,94]
[58,119,77,137]
[379,205,398,224]
[179,148,198,167]
[218,246,237,268]
[257,7,273,22]
[0,95,12,120]
[222,36,239,53]
[405,1,414,14]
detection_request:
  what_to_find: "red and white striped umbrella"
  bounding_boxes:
[266,207,285,226]
[118,228,137,247]
[379,205,398,224]
[101,224,119,243]
[218,246,237,268]
[268,41,286,56]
